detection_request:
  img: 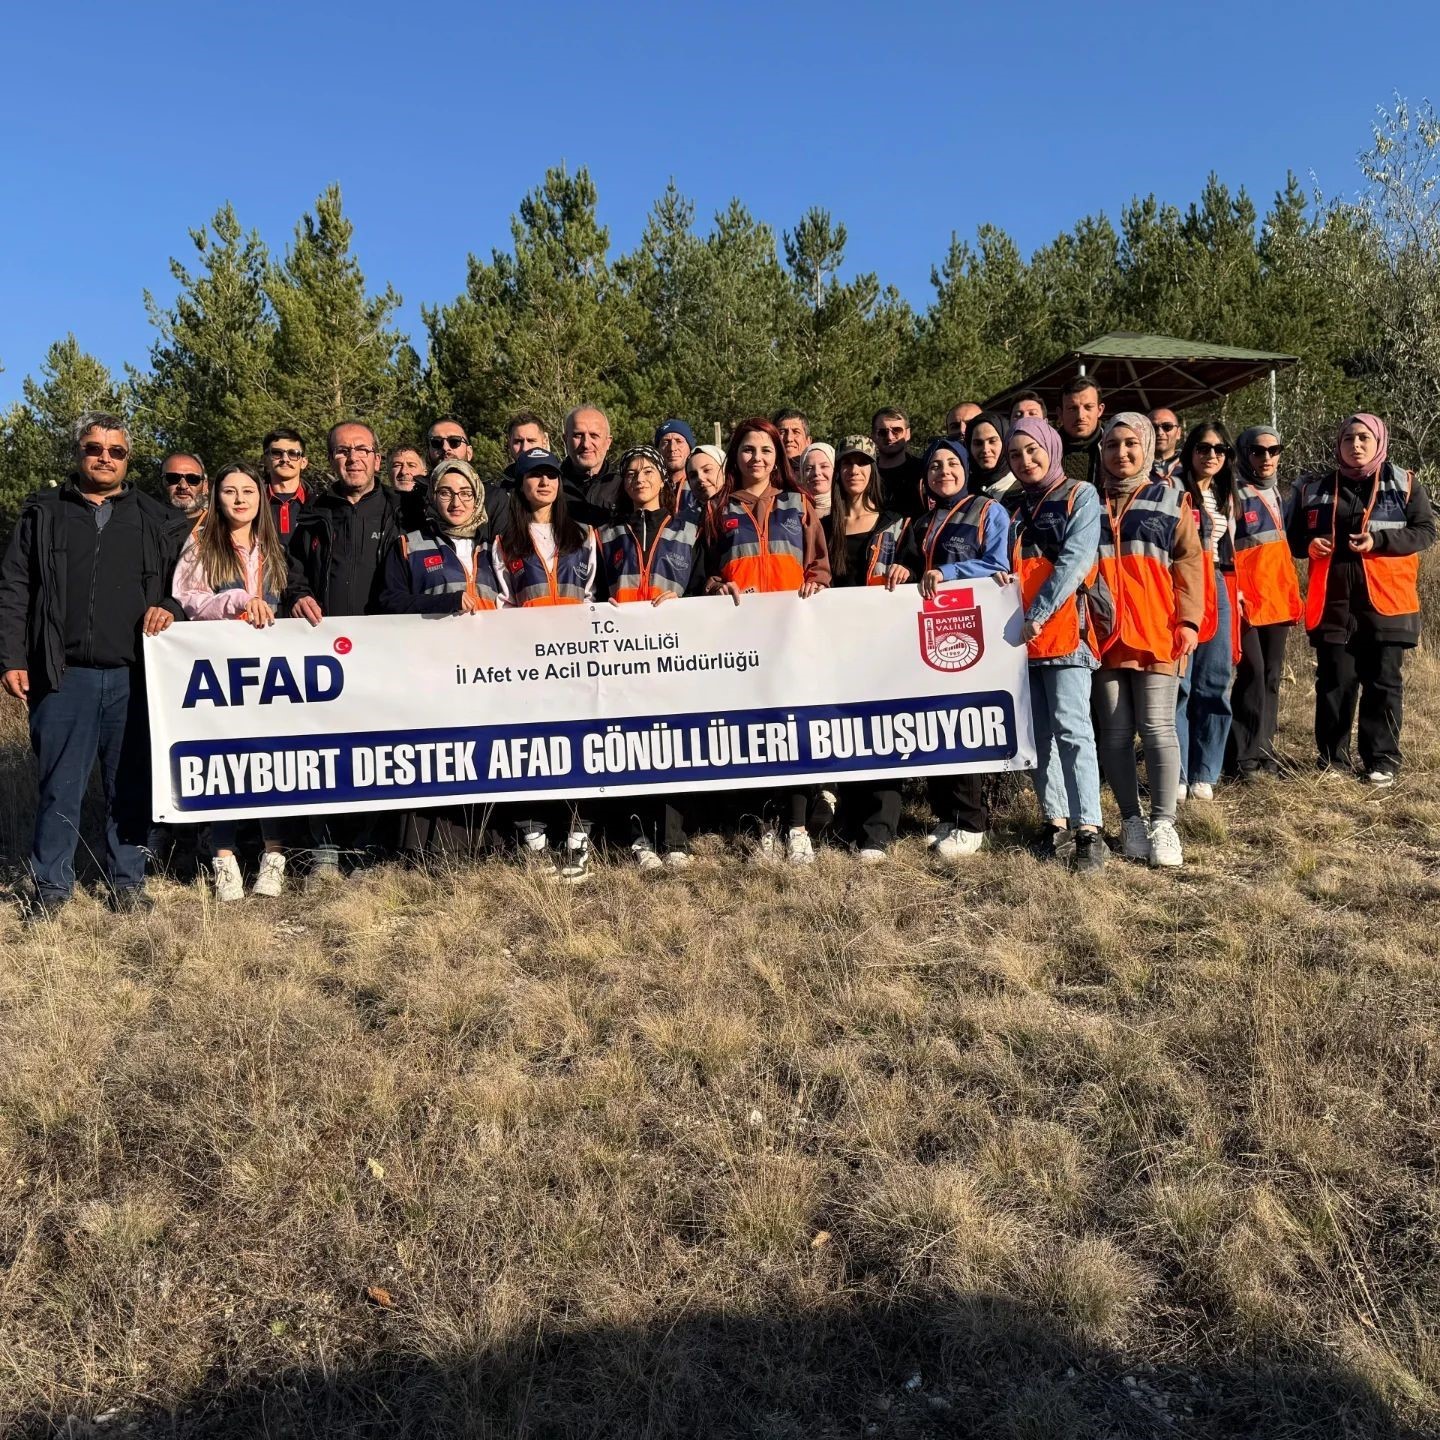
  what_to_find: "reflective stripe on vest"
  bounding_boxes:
[1232,482,1301,626]
[400,530,499,610]
[599,509,700,602]
[864,517,910,586]
[1297,465,1420,630]
[1011,476,1097,660]
[714,490,807,593]
[496,532,595,607]
[919,493,993,574]
[1092,481,1187,665]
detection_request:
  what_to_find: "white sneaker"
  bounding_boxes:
[632,839,663,872]
[558,830,592,885]
[751,829,781,865]
[1121,816,1151,861]
[1148,819,1184,868]
[1189,782,1215,801]
[251,851,286,898]
[926,821,954,850]
[858,847,888,865]
[212,854,244,903]
[935,829,985,863]
[1366,770,1396,788]
[662,851,692,870]
[1176,783,1189,803]
[786,827,816,866]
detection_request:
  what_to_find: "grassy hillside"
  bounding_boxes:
[1,639,1438,1438]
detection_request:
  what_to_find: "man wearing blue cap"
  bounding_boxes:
[654,419,695,498]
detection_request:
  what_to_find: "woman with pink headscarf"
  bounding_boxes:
[1287,414,1435,785]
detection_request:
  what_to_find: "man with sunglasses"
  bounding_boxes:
[1149,408,1183,481]
[0,412,189,921]
[160,453,209,526]
[261,428,312,539]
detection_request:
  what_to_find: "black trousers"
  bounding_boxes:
[1229,622,1290,771]
[837,782,903,849]
[624,799,689,854]
[927,774,987,832]
[1313,637,1407,773]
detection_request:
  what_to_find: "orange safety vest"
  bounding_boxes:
[398,530,500,610]
[599,508,700,602]
[712,489,809,593]
[861,515,910,586]
[1091,480,1191,667]
[1010,476,1098,660]
[1295,464,1421,631]
[495,530,595,607]
[1232,481,1301,628]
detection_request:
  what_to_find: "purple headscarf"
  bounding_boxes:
[1336,413,1389,481]
[1008,416,1066,487]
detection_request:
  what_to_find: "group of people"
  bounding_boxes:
[0,385,1431,917]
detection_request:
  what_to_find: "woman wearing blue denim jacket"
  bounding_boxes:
[1007,418,1107,872]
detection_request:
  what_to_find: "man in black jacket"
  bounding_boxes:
[282,419,401,881]
[0,412,188,919]
[561,404,620,521]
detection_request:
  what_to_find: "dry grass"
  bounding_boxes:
[2,629,1439,1438]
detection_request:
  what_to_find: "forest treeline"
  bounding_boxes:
[3,100,1439,532]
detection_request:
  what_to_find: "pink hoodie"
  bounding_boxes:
[172,533,265,620]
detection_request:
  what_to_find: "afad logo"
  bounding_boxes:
[918,587,983,673]
[181,648,347,708]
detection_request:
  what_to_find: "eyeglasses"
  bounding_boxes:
[432,487,475,503]
[429,434,467,451]
[331,445,376,458]
[163,472,204,486]
[1248,444,1284,458]
[82,442,128,461]
[1194,442,1231,458]
[267,446,303,460]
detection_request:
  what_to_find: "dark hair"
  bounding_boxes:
[505,410,549,440]
[501,468,585,561]
[721,417,794,499]
[1009,390,1045,415]
[771,407,809,433]
[389,445,425,462]
[1180,420,1236,515]
[871,406,908,429]
[426,413,470,440]
[327,419,378,453]
[1061,376,1102,401]
[827,456,885,582]
[262,427,305,453]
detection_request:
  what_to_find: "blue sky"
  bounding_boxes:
[1,0,1434,409]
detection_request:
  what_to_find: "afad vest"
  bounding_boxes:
[399,529,500,610]
[1091,480,1190,667]
[1187,483,1241,662]
[860,516,910,586]
[712,489,809,593]
[1294,464,1421,631]
[599,508,700,602]
[1232,480,1301,628]
[495,529,596,607]
[917,492,999,574]
[1010,477,1098,661]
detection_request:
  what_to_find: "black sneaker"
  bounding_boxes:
[109,887,155,914]
[16,887,66,928]
[1028,826,1068,862]
[1071,830,1109,873]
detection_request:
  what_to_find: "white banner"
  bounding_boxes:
[144,583,1036,822]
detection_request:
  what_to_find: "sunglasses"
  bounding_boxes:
[1153,421,1180,432]
[267,446,303,460]
[163,472,204,486]
[1247,444,1284,458]
[1194,442,1231,458]
[82,442,128,461]
[429,434,467,451]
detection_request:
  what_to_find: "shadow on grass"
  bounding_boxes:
[13,1292,1418,1439]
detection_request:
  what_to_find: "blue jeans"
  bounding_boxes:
[29,665,150,901]
[1029,663,1102,828]
[1176,568,1235,785]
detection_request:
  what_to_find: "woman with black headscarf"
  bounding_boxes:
[1228,425,1301,778]
[1287,414,1435,785]
[965,411,1023,518]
